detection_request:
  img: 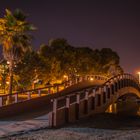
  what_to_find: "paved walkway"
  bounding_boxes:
[0,114,49,138]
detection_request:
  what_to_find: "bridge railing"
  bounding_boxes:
[0,79,74,107]
[77,74,108,82]
[49,73,140,127]
[0,74,107,107]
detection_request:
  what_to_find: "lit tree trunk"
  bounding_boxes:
[7,60,13,104]
[8,61,13,95]
[3,76,6,94]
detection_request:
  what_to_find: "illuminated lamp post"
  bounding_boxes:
[90,77,94,81]
[63,75,68,81]
[138,72,140,84]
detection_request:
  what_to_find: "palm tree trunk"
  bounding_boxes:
[8,66,13,95]
[7,61,13,104]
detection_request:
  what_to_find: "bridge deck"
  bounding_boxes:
[1,80,103,120]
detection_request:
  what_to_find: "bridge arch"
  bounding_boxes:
[93,74,140,113]
[116,87,140,99]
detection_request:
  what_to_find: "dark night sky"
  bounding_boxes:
[0,0,140,74]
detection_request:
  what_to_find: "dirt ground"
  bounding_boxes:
[3,113,140,140]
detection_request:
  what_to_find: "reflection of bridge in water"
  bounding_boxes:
[0,74,139,128]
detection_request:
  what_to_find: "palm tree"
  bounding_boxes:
[0,9,35,99]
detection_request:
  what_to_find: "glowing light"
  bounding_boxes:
[90,77,94,81]
[63,75,67,78]
[138,72,140,84]
[6,81,9,84]
[63,75,68,80]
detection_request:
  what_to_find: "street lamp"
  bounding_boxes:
[90,77,94,81]
[138,72,140,84]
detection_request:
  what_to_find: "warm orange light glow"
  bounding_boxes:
[63,75,68,80]
[138,72,140,84]
[63,75,67,78]
[90,77,94,81]
[7,61,10,65]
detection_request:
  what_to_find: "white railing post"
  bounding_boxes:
[14,94,18,103]
[70,80,73,86]
[52,98,57,127]
[66,96,70,108]
[66,96,70,123]
[85,75,88,81]
[76,93,80,104]
[103,85,107,104]
[92,89,96,97]
[75,78,78,84]
[38,90,41,97]
[103,85,107,93]
[0,97,2,107]
[85,90,89,100]
[79,77,82,82]
[28,92,31,100]
[84,90,89,114]
[75,93,80,120]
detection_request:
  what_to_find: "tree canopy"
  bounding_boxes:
[38,38,123,85]
[0,9,35,94]
[0,9,123,91]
